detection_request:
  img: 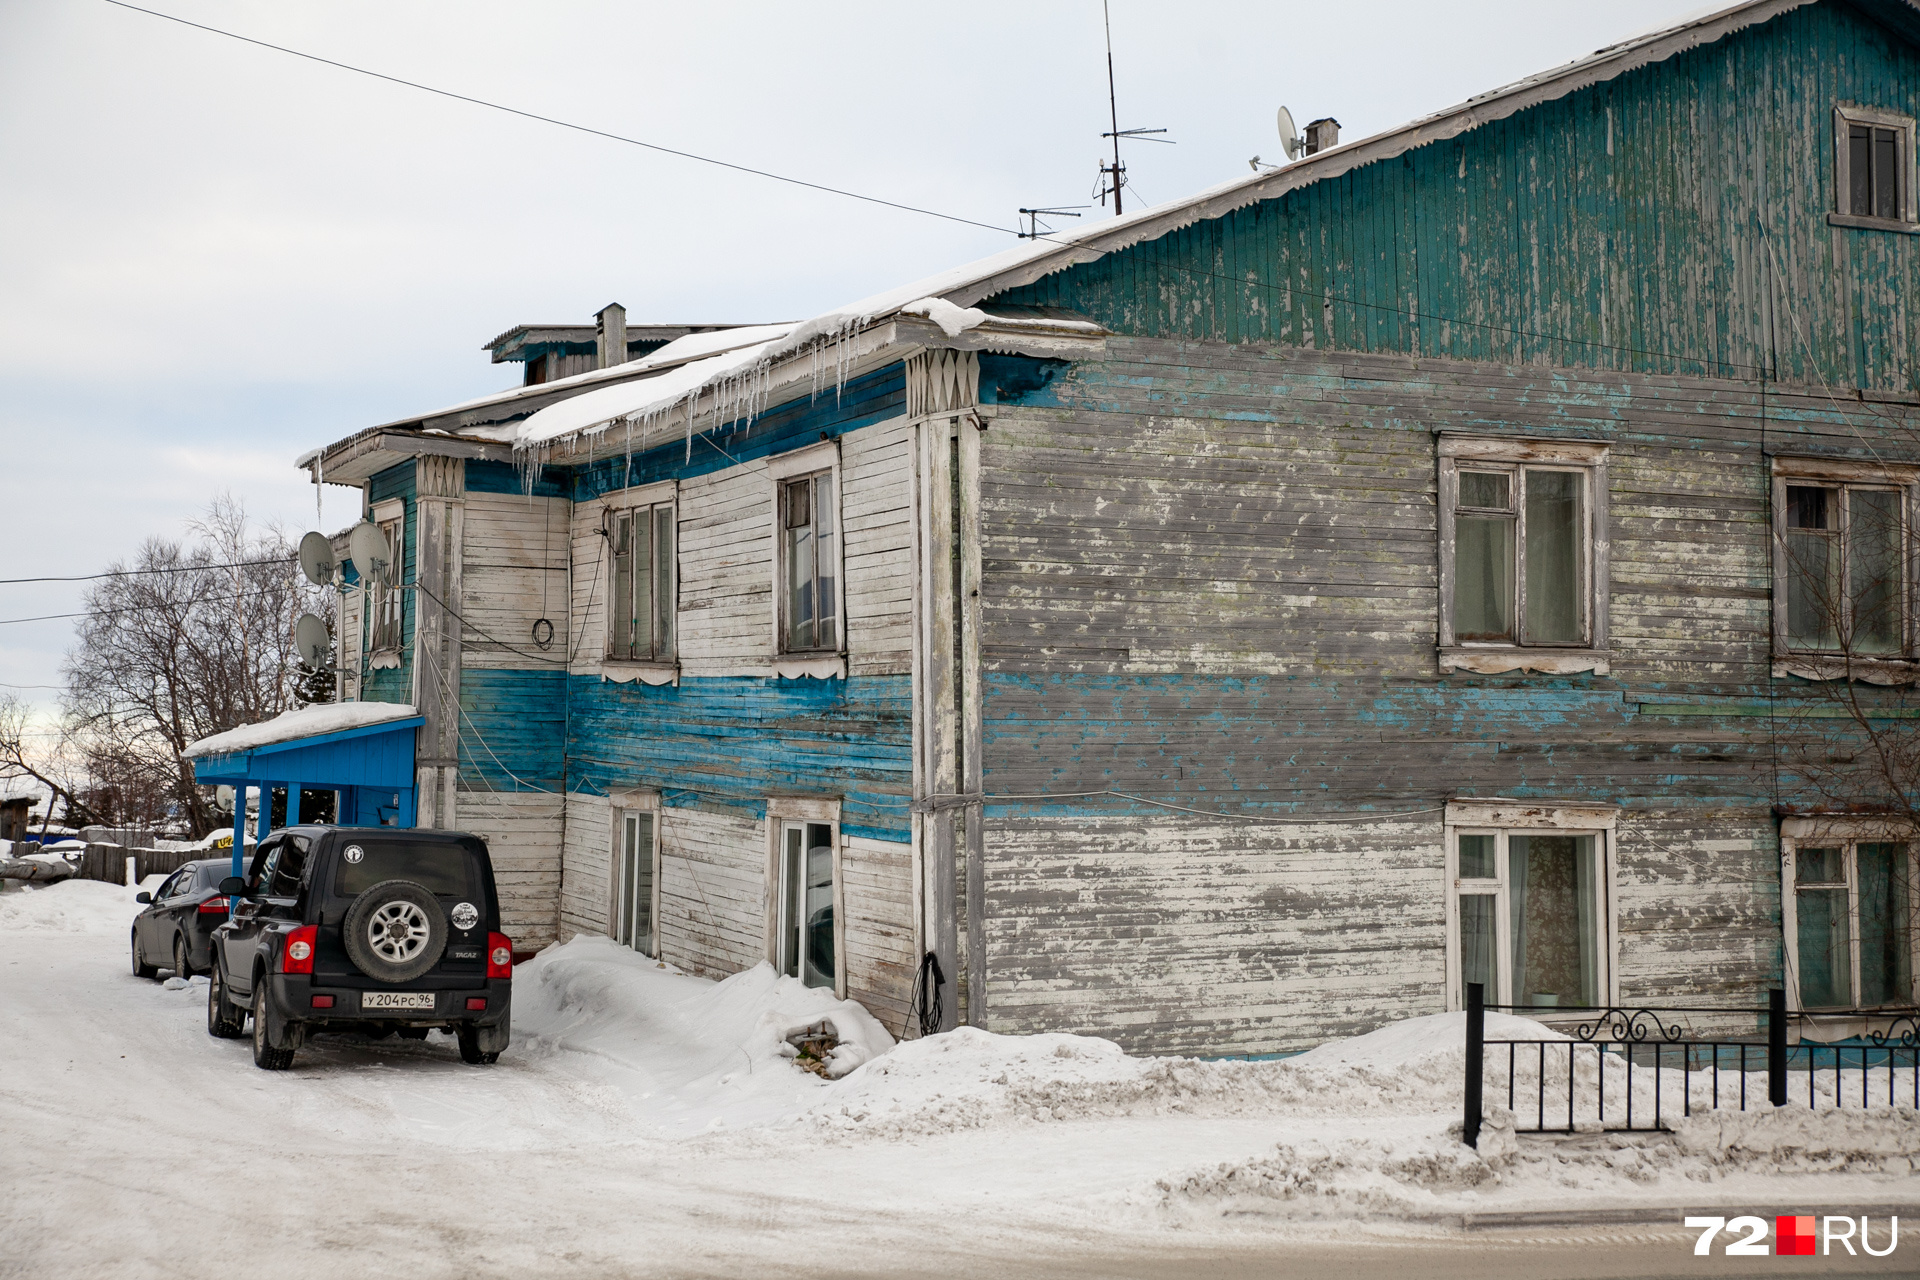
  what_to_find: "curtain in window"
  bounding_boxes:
[1785,487,1839,650]
[1858,843,1912,1006]
[1509,835,1598,1007]
[1796,845,1853,1008]
[1848,491,1902,654]
[1455,520,1514,641]
[1524,472,1582,644]
[1459,893,1496,998]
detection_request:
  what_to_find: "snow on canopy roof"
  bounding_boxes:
[501,0,1851,456]
[182,702,419,759]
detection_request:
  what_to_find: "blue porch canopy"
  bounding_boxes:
[185,703,422,877]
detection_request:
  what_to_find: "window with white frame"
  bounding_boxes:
[778,471,838,654]
[1783,825,1915,1011]
[369,510,404,653]
[608,502,675,662]
[611,806,658,957]
[1776,471,1910,659]
[1447,807,1614,1011]
[1833,104,1917,230]
[775,818,836,990]
[1438,438,1609,663]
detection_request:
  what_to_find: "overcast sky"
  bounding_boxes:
[0,0,1711,721]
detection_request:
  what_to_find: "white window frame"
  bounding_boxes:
[767,442,845,678]
[1831,103,1920,233]
[605,490,677,666]
[1780,816,1920,1024]
[1770,456,1920,681]
[608,791,661,958]
[764,795,844,998]
[368,498,405,657]
[1443,800,1619,1014]
[1436,435,1610,676]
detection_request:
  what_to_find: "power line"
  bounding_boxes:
[100,0,1015,239]
[0,585,300,628]
[0,555,294,587]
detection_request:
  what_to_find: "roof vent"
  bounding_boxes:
[1303,118,1341,156]
[595,303,628,369]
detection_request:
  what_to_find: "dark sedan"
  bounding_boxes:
[131,858,235,980]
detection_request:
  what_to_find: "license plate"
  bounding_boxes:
[362,992,434,1011]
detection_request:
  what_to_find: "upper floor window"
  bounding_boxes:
[609,502,674,662]
[1438,436,1609,673]
[1773,460,1915,668]
[1832,105,1917,231]
[779,471,838,654]
[370,509,403,653]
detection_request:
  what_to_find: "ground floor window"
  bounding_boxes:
[777,819,835,990]
[1447,805,1614,1011]
[614,809,657,957]
[1784,831,1915,1011]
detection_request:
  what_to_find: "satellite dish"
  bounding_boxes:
[294,613,330,668]
[1276,106,1303,162]
[298,530,335,586]
[348,521,391,583]
[216,785,235,809]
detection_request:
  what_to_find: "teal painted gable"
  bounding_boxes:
[992,1,1920,392]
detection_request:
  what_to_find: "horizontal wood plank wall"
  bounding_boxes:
[841,834,914,1034]
[989,3,1920,394]
[560,791,611,941]
[677,458,774,671]
[462,492,570,671]
[657,804,765,980]
[460,789,564,949]
[973,335,1917,1053]
[843,418,915,676]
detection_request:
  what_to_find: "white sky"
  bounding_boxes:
[0,0,1712,719]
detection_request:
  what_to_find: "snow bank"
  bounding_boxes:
[0,878,144,934]
[182,701,418,758]
[511,936,893,1135]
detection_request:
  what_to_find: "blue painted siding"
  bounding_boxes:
[564,673,912,843]
[467,458,566,497]
[991,3,1920,392]
[458,668,567,792]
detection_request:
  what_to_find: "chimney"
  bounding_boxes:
[1303,118,1341,156]
[595,302,628,369]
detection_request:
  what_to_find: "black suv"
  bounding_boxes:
[207,826,513,1071]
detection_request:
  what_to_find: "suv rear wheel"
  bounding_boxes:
[251,984,296,1071]
[207,964,244,1038]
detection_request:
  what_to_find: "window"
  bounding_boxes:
[776,819,836,990]
[779,472,838,653]
[1833,106,1917,230]
[370,512,403,653]
[613,809,657,957]
[1438,437,1609,673]
[1773,462,1915,670]
[1783,825,1917,1011]
[608,503,675,662]
[1446,802,1615,1011]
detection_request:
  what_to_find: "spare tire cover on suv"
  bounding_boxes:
[343,878,449,983]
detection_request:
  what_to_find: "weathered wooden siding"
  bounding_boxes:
[971,334,1917,1051]
[360,462,417,705]
[657,802,765,980]
[559,791,612,941]
[461,492,570,671]
[841,833,915,1035]
[459,788,563,949]
[992,3,1920,393]
[843,418,916,677]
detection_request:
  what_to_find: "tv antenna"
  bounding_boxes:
[1018,205,1087,239]
[1095,0,1173,217]
[297,530,336,586]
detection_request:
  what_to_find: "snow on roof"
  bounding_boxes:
[181,702,419,759]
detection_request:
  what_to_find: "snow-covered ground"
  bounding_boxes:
[2,878,1915,1279]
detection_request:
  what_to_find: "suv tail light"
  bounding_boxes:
[198,897,229,914]
[486,932,513,979]
[282,924,317,975]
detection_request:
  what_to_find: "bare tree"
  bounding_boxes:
[60,498,332,837]
[0,693,107,832]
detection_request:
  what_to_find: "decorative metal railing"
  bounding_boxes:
[1461,985,1920,1147]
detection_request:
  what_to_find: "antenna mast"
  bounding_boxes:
[1095,1,1172,217]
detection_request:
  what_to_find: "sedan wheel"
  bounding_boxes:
[173,934,194,979]
[131,928,159,980]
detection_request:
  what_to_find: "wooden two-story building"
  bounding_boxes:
[292,0,1920,1053]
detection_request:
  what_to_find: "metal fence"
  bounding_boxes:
[1462,985,1920,1147]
